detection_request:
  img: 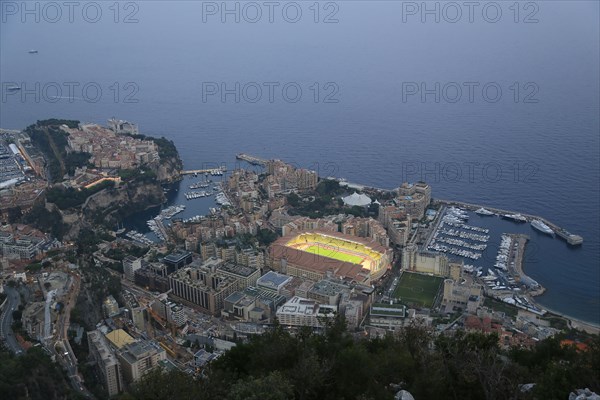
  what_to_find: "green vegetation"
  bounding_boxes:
[0,345,80,400]
[483,297,519,318]
[65,151,92,172]
[287,192,301,207]
[153,137,180,160]
[35,118,79,128]
[304,244,365,264]
[256,229,278,246]
[81,262,122,303]
[6,206,23,224]
[124,133,181,165]
[22,204,67,239]
[75,228,109,255]
[46,180,115,210]
[25,121,89,182]
[118,166,157,183]
[315,179,344,197]
[25,262,43,272]
[543,315,570,331]
[287,180,375,219]
[393,272,443,308]
[125,320,600,400]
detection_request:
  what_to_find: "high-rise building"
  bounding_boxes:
[402,244,449,277]
[103,295,120,318]
[123,256,142,281]
[163,251,193,271]
[87,330,124,396]
[118,340,167,383]
[396,182,431,220]
[168,259,238,315]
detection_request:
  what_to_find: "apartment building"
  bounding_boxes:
[88,330,124,396]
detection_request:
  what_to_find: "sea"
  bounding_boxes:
[1,1,598,324]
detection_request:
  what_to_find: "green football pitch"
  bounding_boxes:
[303,245,365,265]
[392,272,443,308]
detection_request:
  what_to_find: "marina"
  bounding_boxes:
[147,218,166,241]
[427,206,490,260]
[185,191,213,200]
[143,205,187,242]
[124,230,154,246]
[215,192,232,206]
[425,204,550,315]
[189,182,210,189]
[159,205,186,219]
[435,199,583,246]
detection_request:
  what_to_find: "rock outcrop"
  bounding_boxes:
[570,389,600,400]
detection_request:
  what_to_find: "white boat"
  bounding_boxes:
[503,213,527,223]
[475,208,494,216]
[531,219,554,236]
[28,49,38,54]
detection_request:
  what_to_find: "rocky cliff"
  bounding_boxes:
[59,180,165,239]
[155,155,182,183]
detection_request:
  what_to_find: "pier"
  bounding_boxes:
[236,153,268,166]
[434,199,583,246]
[0,128,21,135]
[180,166,227,176]
[154,218,169,241]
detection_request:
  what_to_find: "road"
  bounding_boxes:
[53,274,94,398]
[0,286,24,354]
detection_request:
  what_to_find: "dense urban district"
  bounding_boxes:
[0,119,597,400]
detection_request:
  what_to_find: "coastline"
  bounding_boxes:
[429,198,597,330]
[542,305,600,335]
[513,236,599,333]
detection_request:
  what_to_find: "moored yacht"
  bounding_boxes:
[531,219,554,236]
[475,207,494,216]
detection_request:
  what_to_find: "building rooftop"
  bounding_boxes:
[105,329,136,349]
[310,279,350,297]
[219,262,258,278]
[170,267,237,292]
[193,349,217,367]
[278,296,319,316]
[370,303,406,317]
[257,271,292,289]
[120,340,164,364]
[88,330,119,366]
[164,251,192,263]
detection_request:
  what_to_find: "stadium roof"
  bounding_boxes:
[282,230,390,254]
[342,192,372,207]
[269,244,371,283]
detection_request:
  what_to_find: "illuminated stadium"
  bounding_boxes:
[270,231,392,283]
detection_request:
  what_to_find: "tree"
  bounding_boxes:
[6,207,22,224]
[12,310,22,321]
[228,372,294,400]
[129,369,206,400]
[257,229,278,246]
[287,192,301,207]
